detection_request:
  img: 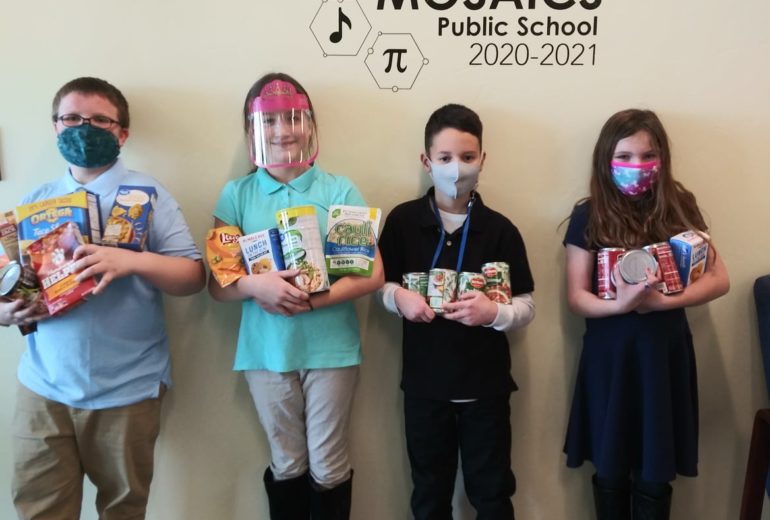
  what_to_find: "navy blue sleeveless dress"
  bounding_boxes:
[563,202,698,482]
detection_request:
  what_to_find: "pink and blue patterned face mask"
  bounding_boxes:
[610,160,660,196]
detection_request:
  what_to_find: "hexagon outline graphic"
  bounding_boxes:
[310,0,372,57]
[364,32,429,92]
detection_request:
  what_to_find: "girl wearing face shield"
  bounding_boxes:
[208,73,384,520]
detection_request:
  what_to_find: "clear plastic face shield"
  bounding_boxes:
[249,80,319,169]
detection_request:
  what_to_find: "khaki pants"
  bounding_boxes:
[12,383,165,520]
[245,366,358,488]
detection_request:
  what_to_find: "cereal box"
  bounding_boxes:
[102,186,157,251]
[27,222,96,315]
[16,191,101,264]
[669,230,709,287]
[324,205,381,277]
[239,228,285,275]
[206,226,247,288]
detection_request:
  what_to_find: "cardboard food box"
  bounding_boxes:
[102,186,157,251]
[15,191,101,264]
[239,228,285,275]
[27,221,96,315]
[669,231,709,287]
[0,211,19,267]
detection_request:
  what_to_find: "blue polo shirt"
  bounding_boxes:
[214,165,365,372]
[17,160,201,409]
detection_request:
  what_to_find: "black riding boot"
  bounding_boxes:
[632,481,672,520]
[264,467,311,520]
[310,473,353,520]
[593,474,631,520]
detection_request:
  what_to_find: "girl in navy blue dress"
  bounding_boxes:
[563,109,729,520]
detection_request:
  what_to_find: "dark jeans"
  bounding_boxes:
[404,394,516,520]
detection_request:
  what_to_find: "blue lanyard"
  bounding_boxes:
[429,194,475,271]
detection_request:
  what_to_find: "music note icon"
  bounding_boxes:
[329,7,352,44]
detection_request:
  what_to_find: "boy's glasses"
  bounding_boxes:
[54,114,120,129]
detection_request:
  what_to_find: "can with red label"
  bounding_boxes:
[597,248,625,300]
[458,272,486,297]
[402,272,428,298]
[481,262,512,304]
[0,261,43,335]
[643,242,684,294]
[427,269,457,314]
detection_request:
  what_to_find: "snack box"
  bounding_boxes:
[240,228,285,275]
[669,230,709,287]
[102,186,157,251]
[324,205,382,277]
[206,226,247,288]
[0,211,19,267]
[27,221,96,315]
[15,191,101,264]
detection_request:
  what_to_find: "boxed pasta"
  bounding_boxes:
[102,186,157,251]
[15,191,101,264]
[276,206,330,293]
[325,205,381,277]
[206,226,247,288]
[669,230,709,287]
[27,221,96,315]
[239,228,285,275]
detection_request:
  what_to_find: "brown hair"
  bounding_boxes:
[582,109,706,248]
[51,77,130,128]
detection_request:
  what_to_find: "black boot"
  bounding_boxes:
[632,482,671,520]
[593,474,631,520]
[264,467,310,520]
[309,473,352,520]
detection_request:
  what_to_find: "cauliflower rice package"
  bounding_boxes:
[324,205,381,277]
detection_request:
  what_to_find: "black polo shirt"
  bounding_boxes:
[379,188,534,400]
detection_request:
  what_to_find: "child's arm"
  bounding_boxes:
[636,244,729,312]
[0,299,49,327]
[566,244,655,318]
[389,284,436,322]
[73,244,206,296]
[206,218,310,316]
[309,247,385,310]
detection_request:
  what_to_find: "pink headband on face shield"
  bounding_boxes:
[251,80,310,113]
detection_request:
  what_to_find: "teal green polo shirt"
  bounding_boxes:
[214,165,366,371]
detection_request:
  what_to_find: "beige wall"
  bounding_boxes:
[1,1,769,518]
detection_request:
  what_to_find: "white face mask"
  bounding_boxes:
[429,160,481,199]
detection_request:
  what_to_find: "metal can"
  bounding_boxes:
[617,249,658,284]
[458,272,486,297]
[597,248,625,300]
[643,242,684,294]
[0,261,42,336]
[402,272,428,298]
[481,262,512,304]
[427,269,457,314]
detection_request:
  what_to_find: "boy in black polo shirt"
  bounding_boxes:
[378,103,535,520]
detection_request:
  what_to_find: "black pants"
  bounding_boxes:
[404,394,516,520]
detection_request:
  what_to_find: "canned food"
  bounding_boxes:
[597,248,625,300]
[402,272,428,298]
[617,249,658,284]
[643,242,683,294]
[276,206,330,294]
[427,269,457,313]
[0,261,43,336]
[458,272,486,297]
[481,262,512,304]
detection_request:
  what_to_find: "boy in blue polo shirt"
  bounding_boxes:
[378,104,535,519]
[0,77,205,519]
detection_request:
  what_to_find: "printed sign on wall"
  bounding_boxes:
[310,0,602,91]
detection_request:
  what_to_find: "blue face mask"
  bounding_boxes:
[57,125,121,168]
